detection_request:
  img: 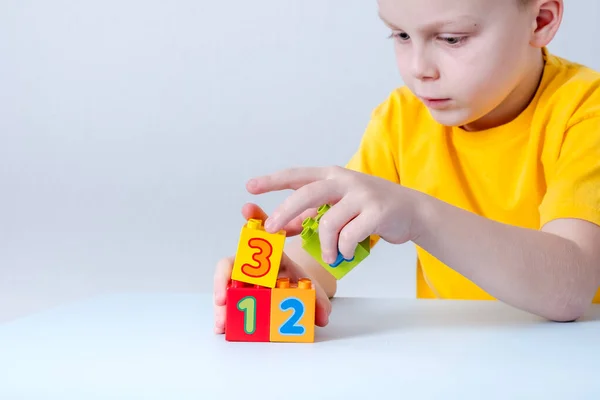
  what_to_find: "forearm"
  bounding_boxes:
[284,236,338,298]
[412,193,599,321]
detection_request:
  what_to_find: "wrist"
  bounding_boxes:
[408,188,437,244]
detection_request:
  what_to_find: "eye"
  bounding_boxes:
[438,36,467,46]
[388,31,410,41]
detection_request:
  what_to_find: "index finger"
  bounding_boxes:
[246,167,328,194]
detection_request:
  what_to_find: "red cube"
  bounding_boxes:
[225,280,272,342]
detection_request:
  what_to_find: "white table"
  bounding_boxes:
[0,293,599,399]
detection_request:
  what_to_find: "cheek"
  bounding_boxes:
[461,60,508,96]
[445,47,522,102]
[393,46,413,79]
[459,29,530,93]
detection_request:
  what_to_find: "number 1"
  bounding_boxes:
[237,296,257,334]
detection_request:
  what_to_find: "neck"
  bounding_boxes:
[462,49,546,132]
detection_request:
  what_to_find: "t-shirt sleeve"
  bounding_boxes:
[539,116,600,228]
[345,105,401,184]
[344,101,402,248]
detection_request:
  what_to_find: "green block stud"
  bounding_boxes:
[300,204,370,280]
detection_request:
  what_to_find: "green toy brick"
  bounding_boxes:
[300,204,370,279]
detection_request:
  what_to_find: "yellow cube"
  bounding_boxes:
[231,219,286,288]
[270,278,316,343]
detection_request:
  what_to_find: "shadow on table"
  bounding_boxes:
[315,297,600,342]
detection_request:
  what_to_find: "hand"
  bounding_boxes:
[246,166,421,264]
[213,203,332,334]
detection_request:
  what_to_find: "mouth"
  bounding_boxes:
[419,97,452,109]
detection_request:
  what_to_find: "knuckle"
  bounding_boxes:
[339,227,354,243]
[215,256,234,280]
[355,186,373,201]
[327,165,343,176]
[279,197,293,214]
[217,256,233,270]
[319,217,340,242]
[319,215,333,230]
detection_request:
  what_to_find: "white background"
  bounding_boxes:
[1,1,599,322]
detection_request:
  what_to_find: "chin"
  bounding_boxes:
[426,107,473,128]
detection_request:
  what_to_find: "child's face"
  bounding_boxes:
[378,0,538,129]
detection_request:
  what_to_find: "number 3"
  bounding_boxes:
[241,238,273,278]
[278,297,305,335]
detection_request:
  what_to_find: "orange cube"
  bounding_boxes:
[269,278,316,343]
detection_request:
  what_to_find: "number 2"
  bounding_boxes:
[278,297,305,335]
[237,296,257,334]
[241,238,273,278]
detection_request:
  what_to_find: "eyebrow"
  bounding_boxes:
[378,12,401,30]
[378,12,479,32]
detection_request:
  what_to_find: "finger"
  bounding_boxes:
[317,199,360,265]
[241,203,316,237]
[214,304,226,334]
[246,166,330,194]
[284,207,319,236]
[265,179,344,233]
[241,202,268,222]
[313,282,332,327]
[338,212,374,260]
[213,256,234,307]
[279,252,303,281]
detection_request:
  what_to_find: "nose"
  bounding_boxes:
[411,47,439,81]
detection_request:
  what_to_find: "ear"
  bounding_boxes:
[530,0,563,47]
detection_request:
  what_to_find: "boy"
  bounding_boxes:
[214,0,600,332]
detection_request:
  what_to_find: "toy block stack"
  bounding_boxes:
[225,218,316,343]
[225,205,370,343]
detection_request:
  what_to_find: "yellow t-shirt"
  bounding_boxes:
[346,48,600,302]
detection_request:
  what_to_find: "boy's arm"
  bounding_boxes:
[413,197,600,322]
[413,116,600,322]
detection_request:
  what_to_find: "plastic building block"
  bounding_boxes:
[300,204,370,280]
[231,218,286,289]
[225,280,272,342]
[269,277,316,343]
[330,251,354,267]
